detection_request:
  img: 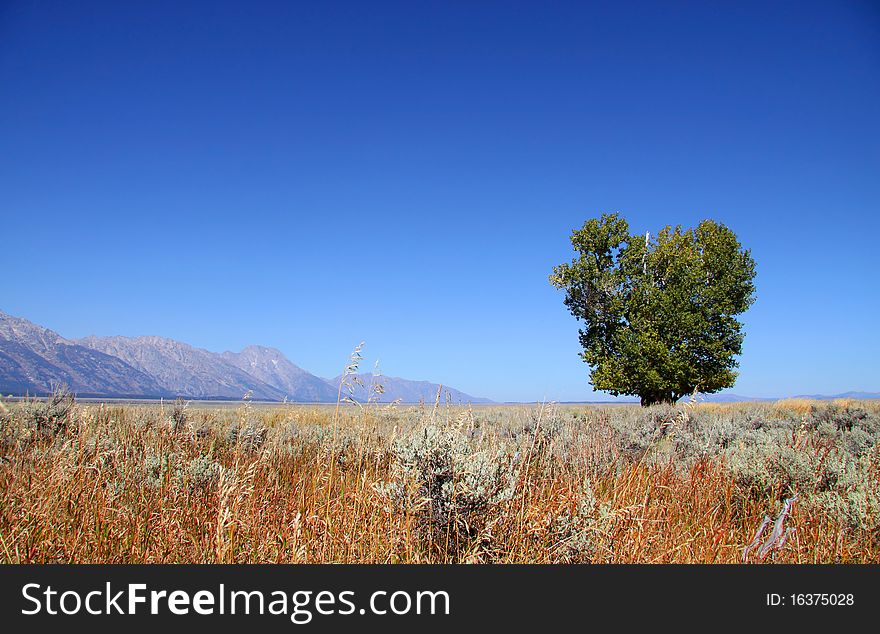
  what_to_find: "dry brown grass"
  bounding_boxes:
[774,398,821,416]
[0,398,877,563]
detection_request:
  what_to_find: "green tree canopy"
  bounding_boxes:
[550,213,756,406]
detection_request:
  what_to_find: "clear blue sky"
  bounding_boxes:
[1,1,878,402]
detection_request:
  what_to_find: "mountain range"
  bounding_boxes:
[2,310,875,404]
[332,373,491,405]
[0,310,490,403]
[689,391,880,403]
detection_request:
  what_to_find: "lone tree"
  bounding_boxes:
[550,213,756,406]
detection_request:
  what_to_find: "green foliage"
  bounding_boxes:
[550,213,756,405]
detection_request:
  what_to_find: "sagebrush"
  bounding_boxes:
[0,394,877,563]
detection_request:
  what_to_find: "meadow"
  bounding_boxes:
[1,391,878,563]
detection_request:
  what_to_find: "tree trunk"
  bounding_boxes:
[639,391,680,407]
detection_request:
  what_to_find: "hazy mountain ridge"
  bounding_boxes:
[77,335,287,401]
[0,311,166,397]
[221,345,339,403]
[0,311,492,403]
[327,373,492,404]
[693,392,880,402]
[790,391,880,401]
[3,311,873,404]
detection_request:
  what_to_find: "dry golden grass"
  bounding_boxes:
[774,398,821,416]
[0,397,877,563]
[770,397,880,416]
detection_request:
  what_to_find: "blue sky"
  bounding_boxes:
[1,1,878,402]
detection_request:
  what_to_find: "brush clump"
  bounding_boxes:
[1,391,878,563]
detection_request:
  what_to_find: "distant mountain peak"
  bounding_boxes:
[0,311,70,351]
[1,310,483,403]
[0,312,165,397]
[326,372,492,404]
[76,334,286,401]
[238,344,283,354]
[220,346,338,402]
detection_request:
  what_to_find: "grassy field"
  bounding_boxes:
[1,392,878,563]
